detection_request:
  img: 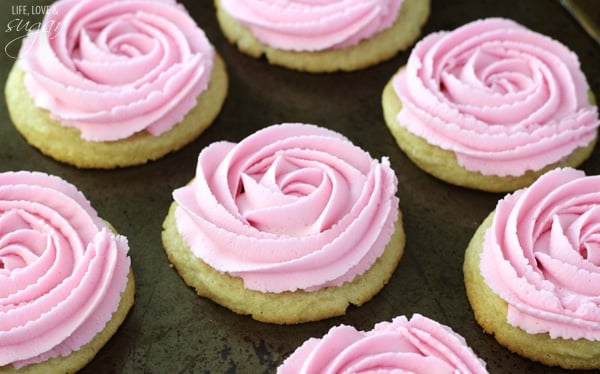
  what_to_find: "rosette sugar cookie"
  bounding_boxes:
[215,0,429,72]
[464,168,600,369]
[5,0,228,169]
[278,314,487,373]
[382,18,599,192]
[162,123,404,324]
[0,171,134,373]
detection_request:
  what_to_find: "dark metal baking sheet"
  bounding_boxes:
[560,0,600,44]
[1,1,598,373]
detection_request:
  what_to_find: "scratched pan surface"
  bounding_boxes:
[1,1,599,373]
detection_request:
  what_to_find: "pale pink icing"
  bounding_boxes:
[220,0,404,51]
[0,171,130,368]
[393,18,599,177]
[278,314,488,373]
[19,0,215,141]
[480,168,600,340]
[173,123,399,293]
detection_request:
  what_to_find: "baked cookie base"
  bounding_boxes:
[464,213,600,370]
[5,55,228,169]
[161,202,405,324]
[215,0,429,73]
[382,74,598,192]
[0,271,135,374]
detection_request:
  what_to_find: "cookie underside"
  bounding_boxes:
[214,0,430,73]
[463,213,600,370]
[5,55,228,169]
[382,75,598,192]
[161,202,405,324]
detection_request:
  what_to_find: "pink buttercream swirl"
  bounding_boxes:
[393,18,599,176]
[481,168,600,340]
[174,123,399,293]
[220,0,403,51]
[0,171,130,368]
[278,314,488,373]
[19,0,215,141]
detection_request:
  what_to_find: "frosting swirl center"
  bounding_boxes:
[237,151,360,235]
[174,123,399,292]
[19,0,215,141]
[481,168,600,339]
[393,18,599,176]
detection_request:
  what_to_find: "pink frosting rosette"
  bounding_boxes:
[278,314,488,373]
[19,0,215,141]
[0,171,130,368]
[481,168,600,339]
[173,123,399,293]
[220,0,403,51]
[393,18,599,176]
